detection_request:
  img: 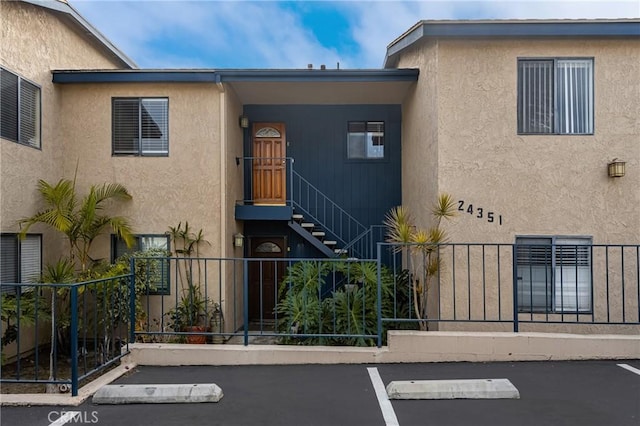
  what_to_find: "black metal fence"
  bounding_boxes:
[377,242,640,337]
[0,275,132,396]
[3,243,637,393]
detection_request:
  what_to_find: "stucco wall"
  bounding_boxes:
[397,41,441,228]
[0,0,124,265]
[435,38,640,245]
[395,36,640,334]
[223,85,245,330]
[57,83,222,261]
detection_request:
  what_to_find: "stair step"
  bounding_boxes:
[312,231,325,237]
[292,214,304,221]
[301,223,315,229]
[324,240,337,246]
[334,249,348,255]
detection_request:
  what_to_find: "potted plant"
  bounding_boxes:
[167,283,209,344]
[166,222,211,343]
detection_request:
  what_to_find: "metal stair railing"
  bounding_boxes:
[291,170,367,253]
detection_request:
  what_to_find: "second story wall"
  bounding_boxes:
[243,104,402,229]
[435,38,639,244]
[57,82,223,259]
[1,0,128,266]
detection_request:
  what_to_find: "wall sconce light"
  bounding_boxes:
[607,159,626,178]
[239,115,249,129]
[233,233,245,248]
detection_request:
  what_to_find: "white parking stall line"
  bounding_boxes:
[49,411,81,426]
[367,367,400,426]
[617,363,640,376]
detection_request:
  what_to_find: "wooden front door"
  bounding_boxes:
[248,237,286,321]
[252,123,286,205]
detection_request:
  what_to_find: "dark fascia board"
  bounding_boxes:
[216,69,419,82]
[384,19,640,67]
[19,0,137,69]
[52,68,419,84]
[52,70,218,84]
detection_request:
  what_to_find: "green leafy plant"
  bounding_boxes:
[383,193,456,330]
[18,176,134,273]
[165,223,213,338]
[276,260,414,346]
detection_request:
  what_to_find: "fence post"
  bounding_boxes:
[130,257,136,344]
[512,245,519,333]
[70,285,79,397]
[243,259,249,346]
[377,243,383,348]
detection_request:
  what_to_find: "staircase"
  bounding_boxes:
[289,212,347,257]
[290,170,368,258]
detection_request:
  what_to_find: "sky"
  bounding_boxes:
[71,0,640,69]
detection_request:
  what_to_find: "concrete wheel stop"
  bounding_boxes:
[92,383,224,404]
[386,378,520,400]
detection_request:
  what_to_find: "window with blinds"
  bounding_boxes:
[112,234,170,294]
[517,58,593,135]
[516,236,592,313]
[347,121,384,159]
[1,234,42,293]
[0,68,41,148]
[112,98,168,156]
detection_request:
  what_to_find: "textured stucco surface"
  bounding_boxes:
[394,36,640,334]
[57,83,221,259]
[0,0,123,266]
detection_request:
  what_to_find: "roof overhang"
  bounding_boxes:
[20,0,136,69]
[52,69,420,104]
[385,19,640,68]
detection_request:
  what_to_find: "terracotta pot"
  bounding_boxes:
[184,325,207,344]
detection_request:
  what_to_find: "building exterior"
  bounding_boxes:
[1,0,639,338]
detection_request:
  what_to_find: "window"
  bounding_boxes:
[1,234,42,292]
[516,236,591,313]
[517,58,593,134]
[112,98,168,156]
[347,121,384,159]
[112,234,170,294]
[0,67,41,148]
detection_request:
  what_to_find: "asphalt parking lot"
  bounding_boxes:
[2,360,639,426]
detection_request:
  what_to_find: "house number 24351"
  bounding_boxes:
[457,200,503,225]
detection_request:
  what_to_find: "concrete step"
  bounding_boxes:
[292,214,304,222]
[301,222,315,229]
[324,240,337,246]
[334,248,348,255]
[386,378,520,400]
[311,231,326,238]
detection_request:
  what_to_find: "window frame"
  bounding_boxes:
[0,67,42,149]
[346,120,386,160]
[1,233,43,293]
[111,234,171,295]
[515,235,593,314]
[112,97,169,157]
[517,57,594,136]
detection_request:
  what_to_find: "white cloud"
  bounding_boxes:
[72,0,639,69]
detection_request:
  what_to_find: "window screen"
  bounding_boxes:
[113,98,168,156]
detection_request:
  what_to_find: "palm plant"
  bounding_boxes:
[18,178,134,273]
[383,193,456,330]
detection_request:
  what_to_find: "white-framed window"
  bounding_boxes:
[112,98,168,156]
[517,58,593,135]
[0,67,41,148]
[112,234,170,295]
[1,234,42,292]
[515,236,592,313]
[347,121,384,159]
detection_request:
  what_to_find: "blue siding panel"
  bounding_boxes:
[243,105,402,230]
